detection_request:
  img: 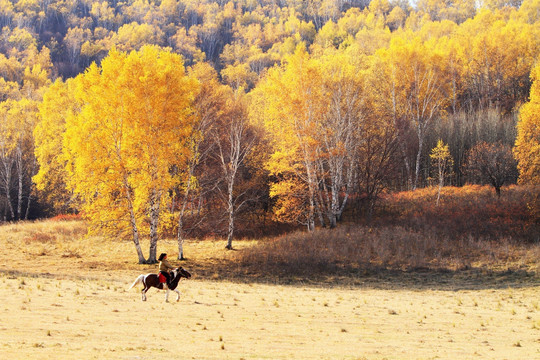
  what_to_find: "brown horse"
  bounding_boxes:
[129,267,191,302]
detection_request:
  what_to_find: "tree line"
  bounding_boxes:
[0,0,539,261]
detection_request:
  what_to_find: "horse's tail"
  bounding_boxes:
[128,275,144,290]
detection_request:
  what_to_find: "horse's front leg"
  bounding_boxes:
[174,289,180,302]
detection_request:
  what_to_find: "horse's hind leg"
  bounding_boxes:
[164,289,170,302]
[141,287,148,301]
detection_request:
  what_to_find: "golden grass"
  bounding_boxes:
[0,219,539,359]
[235,226,540,285]
[2,272,539,359]
[1,218,539,283]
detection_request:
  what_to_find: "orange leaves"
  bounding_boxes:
[269,176,310,225]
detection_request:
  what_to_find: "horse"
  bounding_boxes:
[129,267,191,302]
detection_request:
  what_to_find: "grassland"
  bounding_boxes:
[0,212,539,359]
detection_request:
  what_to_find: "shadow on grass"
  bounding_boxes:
[186,258,539,291]
[2,260,538,292]
[191,224,540,291]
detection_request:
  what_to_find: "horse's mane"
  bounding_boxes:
[170,270,182,287]
[169,268,190,289]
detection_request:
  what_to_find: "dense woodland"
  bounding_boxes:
[0,0,539,262]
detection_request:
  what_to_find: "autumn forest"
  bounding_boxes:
[1,0,539,263]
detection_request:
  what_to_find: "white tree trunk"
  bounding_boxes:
[123,176,146,264]
[0,157,15,220]
[16,146,23,220]
[148,189,162,264]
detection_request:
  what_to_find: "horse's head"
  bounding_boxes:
[176,267,191,279]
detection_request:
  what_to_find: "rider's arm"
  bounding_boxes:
[163,259,175,271]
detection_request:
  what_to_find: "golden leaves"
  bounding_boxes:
[514,61,540,185]
[61,46,199,238]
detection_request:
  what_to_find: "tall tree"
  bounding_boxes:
[252,45,326,230]
[0,97,40,220]
[62,46,198,263]
[34,79,77,215]
[514,61,540,185]
[317,51,366,227]
[252,46,370,229]
[174,62,225,259]
[212,90,256,249]
[359,56,400,216]
[0,100,16,220]
[9,97,39,220]
[377,35,450,190]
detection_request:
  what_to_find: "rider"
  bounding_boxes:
[158,253,175,288]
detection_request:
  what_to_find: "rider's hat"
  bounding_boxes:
[158,253,167,261]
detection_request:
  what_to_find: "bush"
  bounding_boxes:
[376,185,537,242]
[236,225,538,278]
[235,185,539,279]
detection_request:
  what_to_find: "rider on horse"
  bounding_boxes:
[158,253,175,288]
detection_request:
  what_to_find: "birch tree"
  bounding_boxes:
[377,35,450,190]
[0,98,39,220]
[317,51,366,227]
[212,90,256,249]
[0,101,15,220]
[175,63,225,259]
[252,46,367,229]
[252,45,325,231]
[34,78,78,214]
[62,46,198,263]
[430,139,453,205]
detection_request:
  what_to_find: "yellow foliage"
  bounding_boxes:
[62,46,199,241]
[221,63,257,90]
[34,79,79,213]
[430,139,454,186]
[112,22,162,52]
[514,61,540,185]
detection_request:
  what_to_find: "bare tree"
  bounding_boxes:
[465,141,518,197]
[175,64,224,260]
[212,92,256,249]
[356,118,399,218]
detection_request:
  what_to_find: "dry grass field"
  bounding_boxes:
[0,219,539,359]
